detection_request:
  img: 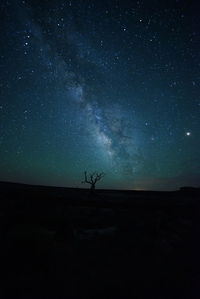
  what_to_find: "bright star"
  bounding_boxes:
[186,132,191,136]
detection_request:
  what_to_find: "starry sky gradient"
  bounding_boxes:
[0,0,200,190]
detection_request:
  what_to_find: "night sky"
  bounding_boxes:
[1,0,200,190]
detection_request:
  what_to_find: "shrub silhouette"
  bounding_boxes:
[81,171,105,194]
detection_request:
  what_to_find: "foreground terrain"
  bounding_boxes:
[0,182,199,298]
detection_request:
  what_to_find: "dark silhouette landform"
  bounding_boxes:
[0,181,198,299]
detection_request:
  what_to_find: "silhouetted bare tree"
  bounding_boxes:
[82,171,105,193]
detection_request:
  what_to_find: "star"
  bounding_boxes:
[186,132,191,136]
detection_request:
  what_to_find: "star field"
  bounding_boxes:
[0,0,200,190]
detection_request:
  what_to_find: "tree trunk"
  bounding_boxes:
[90,183,95,194]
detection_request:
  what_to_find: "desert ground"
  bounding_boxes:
[0,182,198,298]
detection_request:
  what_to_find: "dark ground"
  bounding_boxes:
[0,182,199,298]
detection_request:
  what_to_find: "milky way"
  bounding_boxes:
[0,0,200,190]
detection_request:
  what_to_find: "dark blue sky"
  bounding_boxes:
[0,0,200,190]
